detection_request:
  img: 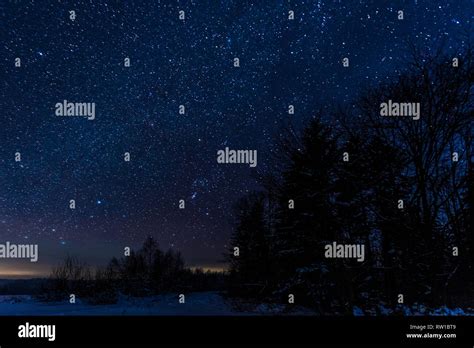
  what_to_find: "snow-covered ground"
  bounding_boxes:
[1,292,471,316]
[353,303,474,316]
[0,292,316,316]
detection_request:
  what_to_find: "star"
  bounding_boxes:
[0,0,470,278]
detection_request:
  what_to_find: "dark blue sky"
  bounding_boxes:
[0,0,472,277]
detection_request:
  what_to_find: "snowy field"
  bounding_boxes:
[0,292,316,316]
[353,303,474,316]
[0,292,471,316]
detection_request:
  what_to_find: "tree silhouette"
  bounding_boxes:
[228,46,473,312]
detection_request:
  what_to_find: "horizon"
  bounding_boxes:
[0,263,228,280]
[0,238,228,280]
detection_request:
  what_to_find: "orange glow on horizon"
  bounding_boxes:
[0,271,47,279]
[189,264,228,273]
[0,265,50,279]
[0,263,227,279]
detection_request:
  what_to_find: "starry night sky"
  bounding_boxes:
[0,0,472,277]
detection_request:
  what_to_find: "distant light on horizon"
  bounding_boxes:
[189,264,228,273]
[0,263,51,279]
[0,269,48,279]
[0,262,228,279]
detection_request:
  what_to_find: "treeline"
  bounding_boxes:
[228,48,474,313]
[42,237,225,304]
